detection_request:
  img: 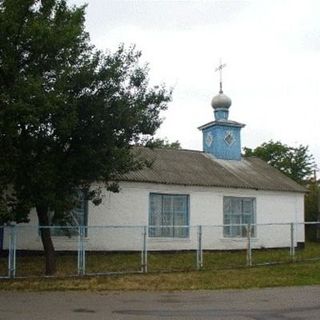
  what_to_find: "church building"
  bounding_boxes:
[10,66,306,252]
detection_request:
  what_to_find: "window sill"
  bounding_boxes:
[148,237,191,242]
[220,238,258,242]
[36,236,89,242]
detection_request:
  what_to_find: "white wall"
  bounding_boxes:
[2,182,305,251]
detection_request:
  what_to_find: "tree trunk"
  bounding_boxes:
[36,205,56,275]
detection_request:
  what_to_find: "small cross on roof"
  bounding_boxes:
[215,59,226,93]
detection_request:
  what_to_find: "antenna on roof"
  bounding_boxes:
[215,58,226,94]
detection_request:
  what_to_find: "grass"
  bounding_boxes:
[1,261,320,291]
[0,242,320,291]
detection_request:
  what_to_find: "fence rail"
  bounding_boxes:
[0,222,320,279]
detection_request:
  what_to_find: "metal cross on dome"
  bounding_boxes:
[215,59,226,94]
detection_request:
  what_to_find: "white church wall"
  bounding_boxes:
[2,181,305,251]
[87,181,305,251]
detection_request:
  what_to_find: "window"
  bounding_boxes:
[149,193,189,238]
[223,197,256,238]
[50,190,88,237]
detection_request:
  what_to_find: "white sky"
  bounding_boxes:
[70,0,320,167]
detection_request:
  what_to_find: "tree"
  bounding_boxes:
[305,174,320,240]
[243,140,315,183]
[0,0,171,274]
[244,141,318,240]
[144,137,181,149]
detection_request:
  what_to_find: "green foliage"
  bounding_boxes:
[305,180,320,222]
[305,177,320,240]
[244,141,319,235]
[0,0,172,223]
[144,137,181,149]
[243,140,315,183]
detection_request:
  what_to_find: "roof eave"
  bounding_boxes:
[116,178,306,194]
[198,121,246,131]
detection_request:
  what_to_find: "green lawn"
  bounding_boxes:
[1,260,320,291]
[0,242,320,291]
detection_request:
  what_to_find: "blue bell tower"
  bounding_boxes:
[198,61,245,161]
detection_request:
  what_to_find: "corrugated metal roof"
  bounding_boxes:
[117,147,306,193]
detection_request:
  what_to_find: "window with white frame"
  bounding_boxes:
[223,197,256,238]
[149,193,189,238]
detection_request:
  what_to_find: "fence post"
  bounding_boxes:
[77,226,85,276]
[246,223,252,267]
[8,225,16,279]
[141,226,148,273]
[197,225,203,270]
[290,222,295,260]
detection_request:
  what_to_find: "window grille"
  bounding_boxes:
[223,197,256,238]
[149,193,189,238]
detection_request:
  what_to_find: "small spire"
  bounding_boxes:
[215,58,226,94]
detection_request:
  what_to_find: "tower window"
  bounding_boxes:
[224,131,235,145]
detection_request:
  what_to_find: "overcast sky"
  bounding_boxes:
[70,0,320,167]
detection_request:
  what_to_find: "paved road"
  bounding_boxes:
[0,286,320,319]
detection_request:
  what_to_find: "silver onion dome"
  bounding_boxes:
[211,92,232,109]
